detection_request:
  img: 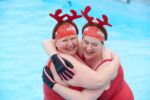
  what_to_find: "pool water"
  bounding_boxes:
[0,0,150,100]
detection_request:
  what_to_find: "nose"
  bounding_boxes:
[86,44,93,52]
[67,40,73,48]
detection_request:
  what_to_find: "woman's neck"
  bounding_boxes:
[85,53,103,69]
[74,54,86,64]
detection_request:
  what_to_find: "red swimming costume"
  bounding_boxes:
[43,60,134,100]
[96,60,134,100]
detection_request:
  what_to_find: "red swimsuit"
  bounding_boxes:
[43,60,134,100]
[97,66,134,100]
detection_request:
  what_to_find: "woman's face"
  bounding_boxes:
[81,35,103,60]
[56,35,79,55]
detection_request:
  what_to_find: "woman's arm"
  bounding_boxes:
[58,53,119,89]
[43,39,120,89]
[42,39,57,57]
[43,66,107,100]
[94,53,120,88]
[53,83,107,100]
[50,53,120,90]
[43,39,75,81]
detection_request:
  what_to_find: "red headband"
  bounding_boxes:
[55,23,76,39]
[83,26,104,42]
[49,9,82,39]
[81,6,112,41]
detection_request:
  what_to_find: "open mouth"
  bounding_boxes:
[66,46,76,51]
[85,51,94,55]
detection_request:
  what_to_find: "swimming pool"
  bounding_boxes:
[0,0,150,100]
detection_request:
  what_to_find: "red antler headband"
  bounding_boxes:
[49,9,82,39]
[49,9,82,22]
[81,6,112,41]
[49,9,66,23]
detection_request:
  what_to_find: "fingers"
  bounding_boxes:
[60,72,71,81]
[64,70,73,79]
[66,68,74,76]
[111,52,117,58]
[111,52,120,65]
[61,73,68,81]
[111,52,119,60]
[59,74,64,80]
[102,48,112,60]
[59,69,74,81]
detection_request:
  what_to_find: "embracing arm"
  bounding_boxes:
[53,83,107,100]
[94,53,120,88]
[43,39,75,81]
[43,66,107,100]
[59,53,120,89]
[42,39,120,89]
[42,39,57,57]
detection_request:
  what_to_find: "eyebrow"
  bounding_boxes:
[92,43,99,45]
[83,39,100,44]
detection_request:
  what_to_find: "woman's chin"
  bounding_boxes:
[84,53,95,60]
[66,50,77,55]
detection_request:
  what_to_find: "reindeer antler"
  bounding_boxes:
[65,10,82,21]
[81,6,94,23]
[96,14,112,27]
[49,9,66,22]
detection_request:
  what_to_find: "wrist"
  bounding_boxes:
[53,83,59,90]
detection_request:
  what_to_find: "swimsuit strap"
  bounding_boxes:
[94,59,112,70]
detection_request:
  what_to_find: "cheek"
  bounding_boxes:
[72,40,78,46]
[81,42,87,49]
[95,46,102,52]
[99,45,103,50]
[60,43,66,49]
[56,42,66,50]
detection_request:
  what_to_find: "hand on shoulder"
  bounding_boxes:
[102,47,112,60]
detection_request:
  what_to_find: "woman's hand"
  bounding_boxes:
[111,52,120,65]
[51,54,75,81]
[42,66,56,88]
[102,47,112,60]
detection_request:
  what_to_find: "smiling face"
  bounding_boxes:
[55,23,79,55]
[56,35,79,55]
[81,35,103,60]
[81,25,105,60]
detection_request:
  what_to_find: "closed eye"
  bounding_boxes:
[92,43,98,46]
[70,37,76,40]
[62,39,68,42]
[83,40,89,45]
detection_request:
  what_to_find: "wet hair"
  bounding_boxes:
[52,20,79,39]
[82,23,108,41]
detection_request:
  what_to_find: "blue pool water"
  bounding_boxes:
[0,0,150,100]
